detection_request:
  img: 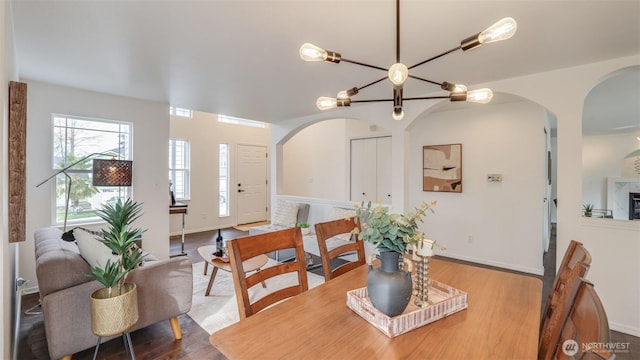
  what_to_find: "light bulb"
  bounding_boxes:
[316,97,350,110]
[392,109,404,121]
[466,88,493,104]
[316,97,337,110]
[337,87,358,99]
[479,17,517,45]
[388,63,409,87]
[299,43,341,63]
[460,17,517,51]
[300,43,326,62]
[442,82,468,93]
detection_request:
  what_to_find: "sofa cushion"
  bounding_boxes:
[272,199,299,227]
[75,228,117,269]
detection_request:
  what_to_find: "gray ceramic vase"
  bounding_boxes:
[367,251,413,317]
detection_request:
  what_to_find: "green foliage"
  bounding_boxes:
[86,198,147,296]
[583,203,594,213]
[55,153,99,205]
[297,223,310,228]
[354,201,436,254]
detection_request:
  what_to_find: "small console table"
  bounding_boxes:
[170,202,188,257]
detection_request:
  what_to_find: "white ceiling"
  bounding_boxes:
[10,0,640,128]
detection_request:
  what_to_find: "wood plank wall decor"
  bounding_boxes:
[8,81,27,243]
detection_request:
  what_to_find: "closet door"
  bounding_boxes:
[376,137,392,204]
[350,138,377,203]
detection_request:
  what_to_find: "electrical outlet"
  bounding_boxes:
[467,234,473,243]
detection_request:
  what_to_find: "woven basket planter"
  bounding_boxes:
[90,283,139,337]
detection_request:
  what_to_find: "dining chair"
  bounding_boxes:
[227,227,309,319]
[555,278,613,359]
[314,217,366,281]
[538,240,592,360]
[541,240,592,329]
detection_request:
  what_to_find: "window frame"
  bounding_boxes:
[169,139,191,201]
[50,114,133,226]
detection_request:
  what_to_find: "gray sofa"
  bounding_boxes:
[34,227,193,360]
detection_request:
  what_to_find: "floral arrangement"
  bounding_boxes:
[353,201,437,254]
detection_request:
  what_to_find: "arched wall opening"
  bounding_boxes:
[581,65,640,221]
[278,117,391,202]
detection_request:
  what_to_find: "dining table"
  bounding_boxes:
[209,257,542,359]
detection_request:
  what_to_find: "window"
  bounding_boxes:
[52,115,132,225]
[218,114,267,128]
[169,139,190,200]
[170,106,193,118]
[219,144,229,217]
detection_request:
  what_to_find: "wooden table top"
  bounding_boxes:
[209,258,542,359]
[197,245,268,273]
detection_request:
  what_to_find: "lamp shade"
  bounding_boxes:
[92,159,133,186]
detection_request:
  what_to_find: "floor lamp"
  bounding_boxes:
[36,153,132,231]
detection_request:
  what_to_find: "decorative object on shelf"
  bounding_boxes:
[35,152,132,231]
[423,144,462,193]
[299,0,517,121]
[297,222,311,235]
[583,203,594,217]
[86,198,146,358]
[354,201,436,316]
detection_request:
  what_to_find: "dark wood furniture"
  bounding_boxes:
[557,278,613,359]
[539,240,592,360]
[314,217,365,281]
[210,258,542,359]
[227,227,309,319]
[169,202,188,256]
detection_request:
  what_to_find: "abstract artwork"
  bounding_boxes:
[423,144,462,193]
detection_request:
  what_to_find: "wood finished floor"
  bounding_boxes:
[17,226,639,359]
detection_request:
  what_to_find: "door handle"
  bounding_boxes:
[238,189,245,193]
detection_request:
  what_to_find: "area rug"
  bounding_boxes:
[232,221,270,232]
[187,260,325,334]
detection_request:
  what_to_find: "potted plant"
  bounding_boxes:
[297,222,311,235]
[86,198,146,337]
[583,203,594,217]
[353,201,436,317]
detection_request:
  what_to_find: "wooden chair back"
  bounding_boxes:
[227,227,309,319]
[314,217,366,281]
[538,240,592,360]
[555,279,612,360]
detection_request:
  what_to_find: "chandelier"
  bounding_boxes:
[299,0,517,121]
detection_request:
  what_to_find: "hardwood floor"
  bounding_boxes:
[17,226,639,359]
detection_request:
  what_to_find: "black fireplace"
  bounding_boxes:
[630,193,640,220]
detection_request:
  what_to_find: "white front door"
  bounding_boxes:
[237,144,268,224]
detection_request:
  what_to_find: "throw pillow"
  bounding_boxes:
[272,199,299,227]
[74,228,117,269]
[330,207,358,242]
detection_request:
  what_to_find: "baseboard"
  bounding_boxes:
[435,252,544,276]
[610,321,640,337]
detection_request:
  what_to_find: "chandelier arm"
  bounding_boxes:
[357,76,388,92]
[407,75,443,87]
[403,96,451,101]
[407,46,462,70]
[396,0,400,62]
[341,58,389,72]
[350,99,394,103]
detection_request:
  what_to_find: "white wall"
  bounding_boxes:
[2,1,20,357]
[169,110,270,234]
[582,132,640,211]
[272,54,640,336]
[282,118,391,201]
[22,81,170,294]
[407,101,546,275]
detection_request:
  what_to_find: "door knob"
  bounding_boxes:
[238,189,245,193]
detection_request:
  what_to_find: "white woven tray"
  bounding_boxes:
[346,279,468,338]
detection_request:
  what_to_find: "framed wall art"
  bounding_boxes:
[423,144,462,193]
